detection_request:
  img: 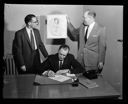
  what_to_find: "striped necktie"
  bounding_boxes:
[30,30,35,50]
[59,60,63,70]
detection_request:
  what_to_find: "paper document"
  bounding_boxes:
[47,14,67,39]
[48,74,71,82]
[66,73,76,77]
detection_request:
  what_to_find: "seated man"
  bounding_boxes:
[39,44,85,77]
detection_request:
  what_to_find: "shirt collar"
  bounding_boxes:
[89,21,95,29]
[26,26,33,32]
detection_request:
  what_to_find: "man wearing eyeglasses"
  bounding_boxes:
[13,14,48,74]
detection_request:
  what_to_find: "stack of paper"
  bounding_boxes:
[80,79,98,88]
[48,74,71,82]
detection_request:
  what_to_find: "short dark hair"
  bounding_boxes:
[24,14,36,25]
[87,10,96,18]
[59,44,70,51]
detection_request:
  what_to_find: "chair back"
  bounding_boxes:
[3,54,18,75]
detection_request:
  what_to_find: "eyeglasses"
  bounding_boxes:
[31,20,39,24]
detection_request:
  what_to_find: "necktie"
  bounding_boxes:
[84,26,89,44]
[59,60,63,70]
[30,30,35,50]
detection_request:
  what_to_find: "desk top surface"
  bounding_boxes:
[3,74,120,99]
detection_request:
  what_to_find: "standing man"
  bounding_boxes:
[13,14,48,74]
[67,9,107,77]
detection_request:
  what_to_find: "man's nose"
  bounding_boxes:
[36,23,39,25]
[61,56,65,59]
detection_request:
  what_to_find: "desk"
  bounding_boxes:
[3,74,120,99]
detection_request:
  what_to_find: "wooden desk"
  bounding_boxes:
[3,74,120,99]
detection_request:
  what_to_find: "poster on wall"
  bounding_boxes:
[47,14,67,39]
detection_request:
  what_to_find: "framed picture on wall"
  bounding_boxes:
[47,14,67,39]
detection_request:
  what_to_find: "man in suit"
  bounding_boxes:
[13,14,48,74]
[39,44,84,77]
[67,9,107,77]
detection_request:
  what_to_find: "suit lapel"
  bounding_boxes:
[23,28,32,49]
[87,22,98,41]
[33,29,38,47]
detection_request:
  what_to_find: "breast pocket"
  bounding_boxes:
[88,35,98,45]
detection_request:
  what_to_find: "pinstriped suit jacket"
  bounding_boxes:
[13,27,48,70]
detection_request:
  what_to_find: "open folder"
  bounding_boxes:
[34,74,72,85]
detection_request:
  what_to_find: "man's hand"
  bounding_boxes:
[47,70,55,77]
[56,69,70,75]
[66,16,70,23]
[40,57,48,63]
[98,62,103,69]
[98,62,103,73]
[20,65,26,71]
[42,71,49,76]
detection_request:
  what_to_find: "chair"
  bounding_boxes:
[3,54,18,75]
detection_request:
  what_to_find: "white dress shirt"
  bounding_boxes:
[59,60,63,68]
[26,27,37,49]
[84,22,95,39]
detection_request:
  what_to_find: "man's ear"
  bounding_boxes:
[83,22,88,26]
[28,22,31,26]
[83,22,86,26]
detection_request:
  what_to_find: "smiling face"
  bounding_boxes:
[83,11,94,26]
[58,48,69,61]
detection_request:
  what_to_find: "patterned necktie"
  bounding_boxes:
[59,60,63,70]
[30,30,35,50]
[84,26,89,44]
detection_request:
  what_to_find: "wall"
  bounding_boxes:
[83,5,123,97]
[4,4,83,59]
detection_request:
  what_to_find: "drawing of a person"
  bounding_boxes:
[52,18,60,35]
[47,15,67,38]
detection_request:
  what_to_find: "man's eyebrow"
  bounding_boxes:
[60,53,66,56]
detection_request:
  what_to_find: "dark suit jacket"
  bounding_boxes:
[40,53,84,74]
[68,22,107,69]
[13,27,48,72]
